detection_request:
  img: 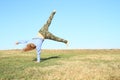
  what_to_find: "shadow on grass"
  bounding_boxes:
[33,56,61,62]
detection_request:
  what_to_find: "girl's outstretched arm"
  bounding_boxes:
[15,40,29,45]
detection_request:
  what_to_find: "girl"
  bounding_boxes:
[16,10,68,62]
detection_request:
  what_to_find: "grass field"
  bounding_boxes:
[0,49,120,80]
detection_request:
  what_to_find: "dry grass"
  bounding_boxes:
[0,49,120,80]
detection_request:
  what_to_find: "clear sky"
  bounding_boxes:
[0,0,120,50]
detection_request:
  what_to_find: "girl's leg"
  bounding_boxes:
[39,10,56,37]
[46,32,68,44]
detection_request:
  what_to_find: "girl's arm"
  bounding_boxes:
[16,40,29,45]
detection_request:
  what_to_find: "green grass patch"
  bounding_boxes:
[0,49,120,80]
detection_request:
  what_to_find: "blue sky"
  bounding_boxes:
[0,0,120,50]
